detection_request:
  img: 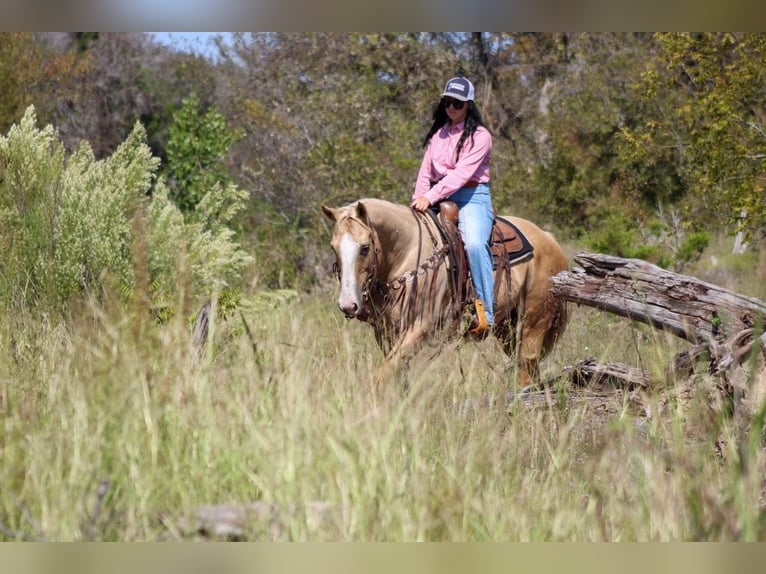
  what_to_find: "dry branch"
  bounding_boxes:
[669,327,766,378]
[191,300,211,351]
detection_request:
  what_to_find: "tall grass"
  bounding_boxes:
[2,261,765,541]
[3,98,764,542]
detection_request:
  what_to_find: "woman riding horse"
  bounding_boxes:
[411,76,494,336]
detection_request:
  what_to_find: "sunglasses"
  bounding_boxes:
[441,97,465,110]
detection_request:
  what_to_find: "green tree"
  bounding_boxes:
[219,33,453,287]
[622,33,766,243]
[45,32,218,163]
[164,94,239,215]
[512,34,664,229]
[0,33,85,135]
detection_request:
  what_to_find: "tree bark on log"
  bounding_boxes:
[550,252,766,383]
[551,252,766,345]
[176,501,337,540]
[563,357,651,389]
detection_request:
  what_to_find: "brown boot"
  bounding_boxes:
[468,298,489,335]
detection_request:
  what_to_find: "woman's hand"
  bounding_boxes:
[411,196,431,212]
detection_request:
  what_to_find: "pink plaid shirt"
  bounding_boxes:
[412,121,491,205]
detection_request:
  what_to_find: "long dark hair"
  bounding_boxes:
[422,99,489,161]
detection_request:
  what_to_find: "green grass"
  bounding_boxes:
[1,240,766,541]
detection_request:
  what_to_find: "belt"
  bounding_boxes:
[429,180,482,189]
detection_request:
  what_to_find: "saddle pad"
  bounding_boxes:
[491,216,534,268]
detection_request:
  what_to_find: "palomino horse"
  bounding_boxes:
[322,198,569,386]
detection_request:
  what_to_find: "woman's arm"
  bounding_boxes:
[422,128,491,205]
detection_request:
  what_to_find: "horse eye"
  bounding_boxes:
[359,244,370,256]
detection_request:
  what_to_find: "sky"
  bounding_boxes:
[152,32,229,59]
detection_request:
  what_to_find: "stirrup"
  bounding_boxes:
[468,298,489,335]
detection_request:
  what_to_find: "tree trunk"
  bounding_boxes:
[732,209,748,254]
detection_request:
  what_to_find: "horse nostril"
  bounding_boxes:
[338,301,359,318]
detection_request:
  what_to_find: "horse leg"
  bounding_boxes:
[374,326,431,388]
[516,290,564,388]
[494,324,540,387]
[517,338,542,388]
[494,300,545,388]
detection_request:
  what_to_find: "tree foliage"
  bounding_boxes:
[219,33,453,287]
[1,32,763,293]
[41,32,218,162]
[621,33,766,242]
[165,94,239,215]
[0,33,86,135]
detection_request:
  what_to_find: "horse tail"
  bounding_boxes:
[543,294,569,352]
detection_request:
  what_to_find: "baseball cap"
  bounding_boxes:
[440,77,475,102]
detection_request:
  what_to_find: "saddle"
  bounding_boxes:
[430,200,534,314]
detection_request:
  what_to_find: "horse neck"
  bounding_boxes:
[366,202,431,282]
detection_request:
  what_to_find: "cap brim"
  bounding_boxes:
[440,92,469,101]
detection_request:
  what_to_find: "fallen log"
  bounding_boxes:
[175,500,337,540]
[551,252,766,344]
[456,361,651,424]
[668,327,766,378]
[564,357,651,389]
[551,252,766,377]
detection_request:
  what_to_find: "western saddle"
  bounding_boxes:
[430,200,534,322]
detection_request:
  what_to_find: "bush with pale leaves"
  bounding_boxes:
[0,106,252,314]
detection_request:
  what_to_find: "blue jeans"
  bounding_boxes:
[450,183,495,325]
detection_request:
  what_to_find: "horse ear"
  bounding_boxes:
[355,201,370,224]
[321,205,338,222]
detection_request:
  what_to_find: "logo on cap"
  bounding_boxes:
[441,77,474,101]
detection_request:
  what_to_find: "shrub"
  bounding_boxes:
[584,214,658,261]
[585,211,709,271]
[0,106,252,317]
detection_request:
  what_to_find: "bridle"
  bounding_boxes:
[332,210,449,322]
[333,215,382,320]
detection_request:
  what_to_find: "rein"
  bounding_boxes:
[367,209,448,324]
[385,246,448,291]
[387,209,444,291]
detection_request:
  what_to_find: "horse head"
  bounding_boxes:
[322,201,380,321]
